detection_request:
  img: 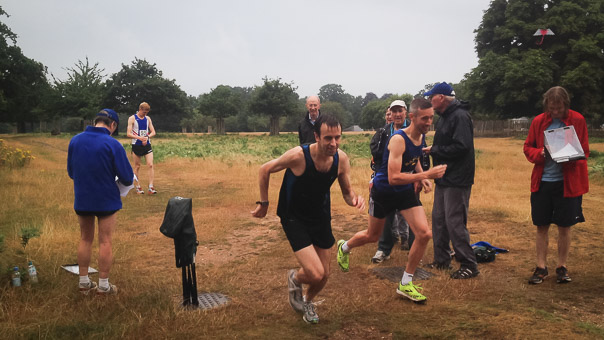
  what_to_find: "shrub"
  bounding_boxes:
[0,139,35,168]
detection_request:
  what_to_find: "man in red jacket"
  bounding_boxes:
[523,86,589,285]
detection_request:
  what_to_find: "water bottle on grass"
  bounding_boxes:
[28,261,38,284]
[12,266,21,287]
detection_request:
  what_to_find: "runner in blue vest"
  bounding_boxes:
[336,98,446,303]
[126,102,157,194]
[252,115,365,324]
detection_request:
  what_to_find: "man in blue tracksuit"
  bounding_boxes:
[67,109,133,295]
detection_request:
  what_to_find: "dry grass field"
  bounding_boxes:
[0,133,603,339]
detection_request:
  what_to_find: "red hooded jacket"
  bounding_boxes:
[523,109,589,197]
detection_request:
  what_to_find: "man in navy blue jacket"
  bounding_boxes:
[68,109,133,295]
[423,82,478,279]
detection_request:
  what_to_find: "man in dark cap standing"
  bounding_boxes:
[422,82,479,279]
[68,109,134,295]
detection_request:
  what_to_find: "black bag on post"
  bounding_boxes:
[160,197,197,267]
[159,197,199,307]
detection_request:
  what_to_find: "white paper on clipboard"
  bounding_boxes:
[544,126,585,163]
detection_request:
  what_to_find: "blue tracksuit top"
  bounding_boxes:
[67,126,134,212]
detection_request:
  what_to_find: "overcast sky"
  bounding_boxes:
[3,0,492,99]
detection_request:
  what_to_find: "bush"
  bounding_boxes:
[0,139,35,168]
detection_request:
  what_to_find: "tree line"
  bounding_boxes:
[2,1,603,134]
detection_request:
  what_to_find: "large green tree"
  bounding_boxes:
[461,0,604,124]
[320,101,351,128]
[103,58,190,131]
[318,83,362,125]
[249,77,300,136]
[0,6,49,132]
[50,57,106,131]
[199,85,241,135]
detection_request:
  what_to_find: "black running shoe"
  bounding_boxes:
[450,267,480,279]
[556,266,571,283]
[528,266,548,284]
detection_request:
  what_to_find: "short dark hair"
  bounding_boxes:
[313,114,341,137]
[94,115,114,126]
[543,86,570,113]
[409,97,432,114]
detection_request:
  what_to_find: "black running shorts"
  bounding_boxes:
[281,218,335,252]
[369,186,421,219]
[75,210,118,217]
[132,144,153,156]
[531,181,584,227]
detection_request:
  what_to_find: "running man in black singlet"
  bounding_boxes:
[336,98,447,303]
[252,115,365,324]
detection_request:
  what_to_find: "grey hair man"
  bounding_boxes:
[298,96,321,145]
[423,82,479,279]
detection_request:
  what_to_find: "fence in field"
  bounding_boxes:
[473,119,531,137]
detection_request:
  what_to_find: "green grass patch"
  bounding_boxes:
[125,133,374,164]
[576,322,604,337]
[588,150,604,177]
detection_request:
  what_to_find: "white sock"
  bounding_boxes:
[79,275,90,286]
[99,278,109,290]
[401,271,413,285]
[342,241,351,253]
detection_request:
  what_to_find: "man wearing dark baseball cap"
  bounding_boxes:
[422,82,479,279]
[96,109,120,136]
[68,108,133,295]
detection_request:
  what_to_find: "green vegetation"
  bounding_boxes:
[588,150,604,177]
[125,133,373,164]
[20,226,41,251]
[0,139,35,168]
[460,0,604,125]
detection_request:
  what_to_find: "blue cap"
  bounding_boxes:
[97,109,119,125]
[424,82,455,97]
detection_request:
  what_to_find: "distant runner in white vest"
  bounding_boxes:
[126,102,157,194]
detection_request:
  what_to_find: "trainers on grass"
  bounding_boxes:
[302,301,319,324]
[97,284,118,296]
[371,250,390,264]
[396,282,426,302]
[528,266,548,284]
[79,281,97,295]
[287,269,304,313]
[336,240,349,272]
[556,266,571,284]
[450,267,480,279]
[136,186,144,194]
[148,186,157,194]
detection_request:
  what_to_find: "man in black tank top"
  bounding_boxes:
[252,115,365,324]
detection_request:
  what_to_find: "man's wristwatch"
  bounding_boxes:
[256,201,269,207]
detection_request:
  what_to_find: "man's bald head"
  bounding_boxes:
[306,95,321,120]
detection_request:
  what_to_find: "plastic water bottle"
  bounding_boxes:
[12,266,21,287]
[28,261,38,284]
